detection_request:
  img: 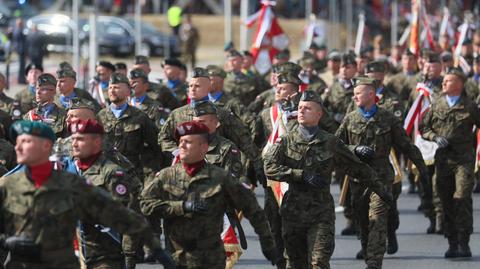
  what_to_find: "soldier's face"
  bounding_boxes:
[275,83,297,101]
[15,134,52,165]
[229,56,243,71]
[57,77,76,95]
[402,55,416,71]
[242,56,253,69]
[164,65,180,80]
[193,115,219,134]
[179,135,209,164]
[426,62,442,78]
[353,85,375,107]
[189,77,211,100]
[27,69,42,85]
[96,66,113,82]
[339,64,357,80]
[133,63,151,75]
[35,85,56,103]
[71,133,102,159]
[130,78,148,96]
[442,75,463,95]
[108,83,130,104]
[328,59,341,73]
[66,108,96,124]
[298,101,322,126]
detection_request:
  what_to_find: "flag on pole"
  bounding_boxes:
[247,0,289,75]
[409,0,420,56]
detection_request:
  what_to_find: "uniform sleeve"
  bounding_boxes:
[140,170,184,218]
[468,101,480,128]
[158,113,178,154]
[391,117,428,174]
[263,139,303,182]
[419,107,437,141]
[332,137,376,182]
[223,146,247,183]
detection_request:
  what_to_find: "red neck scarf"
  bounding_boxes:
[29,161,54,188]
[182,160,205,177]
[76,152,102,171]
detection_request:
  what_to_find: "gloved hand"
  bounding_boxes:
[182,200,208,214]
[434,136,449,148]
[254,162,267,188]
[303,171,328,188]
[354,145,375,161]
[3,236,41,262]
[259,237,280,265]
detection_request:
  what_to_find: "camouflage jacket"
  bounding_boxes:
[146,81,181,111]
[247,88,276,114]
[0,92,14,114]
[140,163,275,267]
[205,133,247,183]
[0,138,15,175]
[130,95,170,129]
[23,103,67,138]
[158,82,188,108]
[54,88,102,113]
[464,76,480,102]
[323,80,355,123]
[14,86,36,115]
[420,94,480,163]
[224,71,260,106]
[386,71,418,103]
[211,92,257,136]
[263,125,374,224]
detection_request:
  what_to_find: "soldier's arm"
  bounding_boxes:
[419,108,437,141]
[334,114,357,152]
[319,109,339,133]
[332,137,375,181]
[468,101,480,128]
[263,138,303,182]
[158,113,178,154]
[223,145,248,184]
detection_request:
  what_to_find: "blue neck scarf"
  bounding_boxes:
[100,81,109,90]
[130,95,146,108]
[474,74,480,82]
[40,103,55,118]
[189,96,209,107]
[359,105,378,119]
[28,84,36,95]
[110,103,128,118]
[166,79,181,90]
[208,92,223,103]
[445,95,460,107]
[59,91,77,108]
[376,87,384,95]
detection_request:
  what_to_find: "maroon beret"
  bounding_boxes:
[68,119,104,135]
[174,121,209,140]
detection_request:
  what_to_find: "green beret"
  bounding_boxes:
[37,73,57,87]
[67,97,96,111]
[352,75,379,88]
[129,68,148,80]
[299,90,324,107]
[365,60,385,73]
[445,67,466,82]
[341,52,357,66]
[274,49,290,60]
[56,68,77,79]
[206,65,226,78]
[191,67,210,79]
[277,73,302,86]
[441,52,453,62]
[425,51,440,63]
[192,101,217,117]
[272,62,302,76]
[134,55,150,65]
[109,72,130,85]
[226,49,242,59]
[58,61,73,71]
[10,120,56,142]
[298,56,316,68]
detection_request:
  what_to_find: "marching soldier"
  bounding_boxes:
[14,63,43,115]
[141,120,279,268]
[386,49,418,108]
[297,54,328,95]
[160,58,189,106]
[420,67,480,258]
[88,61,116,108]
[0,73,14,115]
[0,137,15,176]
[23,73,67,138]
[179,14,200,69]
[319,50,341,88]
[336,76,429,269]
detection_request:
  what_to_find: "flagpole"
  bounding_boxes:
[346,0,353,49]
[224,0,232,45]
[240,0,249,51]
[354,13,365,55]
[391,0,398,46]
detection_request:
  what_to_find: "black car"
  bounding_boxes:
[26,14,135,57]
[124,17,180,57]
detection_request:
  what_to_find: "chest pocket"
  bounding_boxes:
[197,184,222,200]
[373,125,392,154]
[306,147,334,171]
[163,181,186,200]
[285,146,304,167]
[4,196,30,216]
[124,123,141,133]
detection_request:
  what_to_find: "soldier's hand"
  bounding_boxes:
[434,136,449,148]
[182,200,208,214]
[302,171,328,188]
[354,145,374,161]
[3,236,41,261]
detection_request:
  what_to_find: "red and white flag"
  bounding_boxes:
[247,1,289,75]
[475,129,480,173]
[409,0,420,56]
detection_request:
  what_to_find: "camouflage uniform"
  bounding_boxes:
[464,76,479,101]
[0,92,14,114]
[23,103,67,138]
[420,92,480,256]
[158,82,189,108]
[223,71,260,107]
[146,81,181,111]
[323,79,355,124]
[210,92,256,135]
[54,88,102,113]
[386,71,418,106]
[140,163,276,268]
[205,133,247,183]
[0,138,16,176]
[14,86,36,115]
[248,89,276,114]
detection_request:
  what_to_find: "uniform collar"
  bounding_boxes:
[109,102,129,118]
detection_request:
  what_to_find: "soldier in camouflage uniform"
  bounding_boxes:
[465,55,480,102]
[319,51,341,88]
[97,73,161,180]
[297,54,328,95]
[14,63,43,115]
[23,73,67,138]
[88,61,116,108]
[141,121,278,269]
[0,73,14,115]
[386,49,418,106]
[409,52,444,107]
[159,67,266,187]
[0,120,167,269]
[264,90,386,269]
[0,138,16,176]
[133,55,180,111]
[420,67,480,258]
[65,119,143,268]
[336,77,429,269]
[160,58,189,107]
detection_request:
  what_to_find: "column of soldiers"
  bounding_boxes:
[0,37,479,269]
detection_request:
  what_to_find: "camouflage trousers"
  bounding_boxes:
[351,182,391,269]
[87,259,123,269]
[435,159,475,238]
[418,165,443,220]
[387,181,402,235]
[264,187,286,268]
[282,217,335,269]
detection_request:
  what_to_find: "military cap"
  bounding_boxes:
[206,65,226,78]
[67,97,96,111]
[192,101,217,117]
[298,55,316,68]
[444,67,467,82]
[242,50,253,57]
[162,58,183,68]
[327,50,341,61]
[226,49,242,59]
[25,63,43,76]
[462,39,472,46]
[56,68,77,79]
[309,42,320,50]
[277,73,302,86]
[68,119,104,135]
[299,90,324,107]
[109,72,130,85]
[352,75,379,88]
[37,73,57,87]
[272,62,302,76]
[224,41,234,52]
[10,120,56,142]
[274,49,290,60]
[96,61,116,71]
[174,121,210,140]
[134,55,150,65]
[191,67,210,79]
[129,68,148,80]
[58,61,73,71]
[318,43,327,50]
[425,51,440,63]
[341,52,357,66]
[365,60,385,73]
[441,51,453,62]
[115,62,127,70]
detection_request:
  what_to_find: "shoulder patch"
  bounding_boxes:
[115,183,128,195]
